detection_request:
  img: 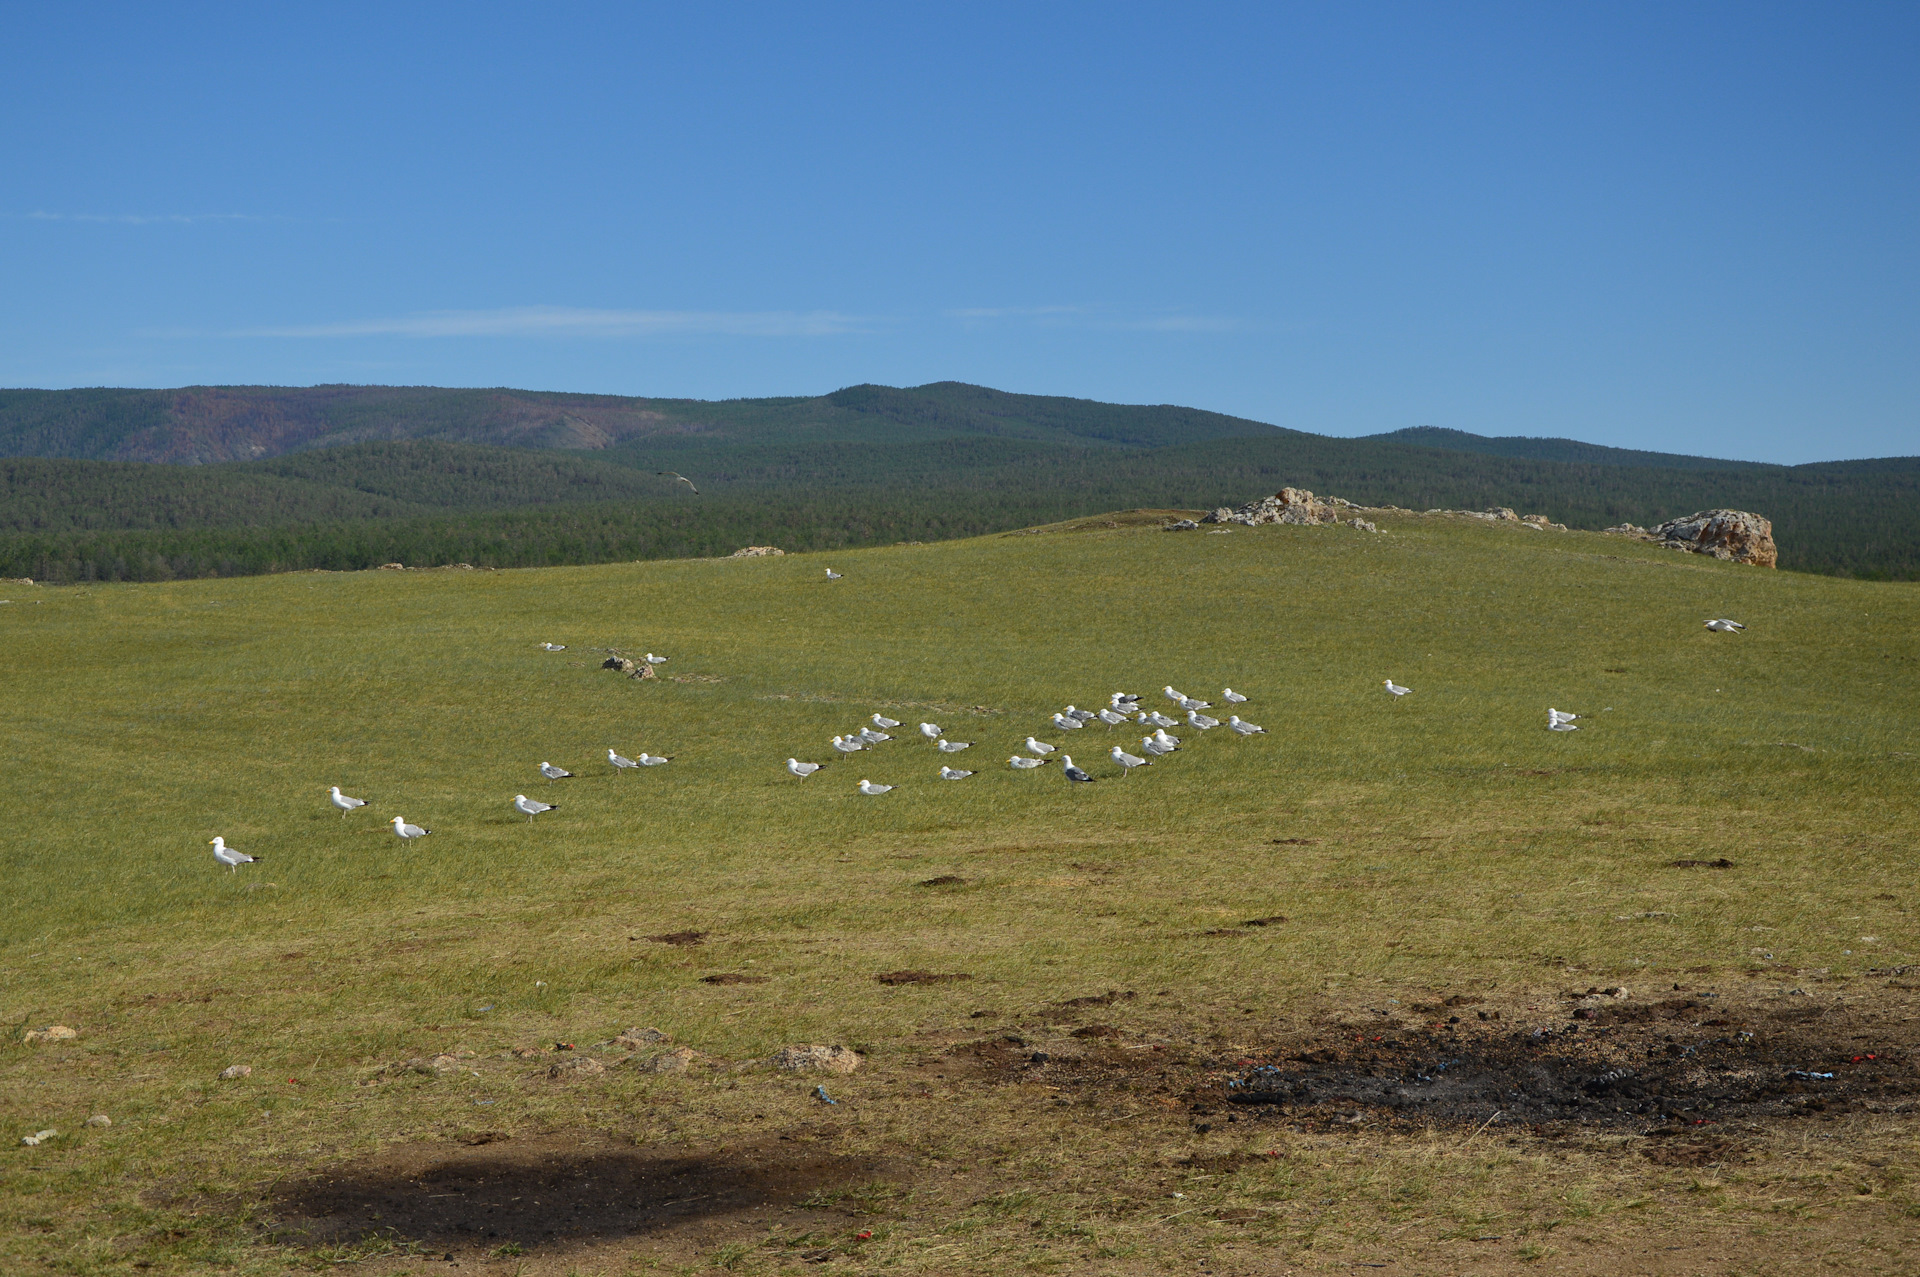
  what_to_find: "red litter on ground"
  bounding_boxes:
[855,1231,873,1241]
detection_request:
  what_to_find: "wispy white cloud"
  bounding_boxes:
[231,305,875,339]
[22,211,262,225]
[945,305,1236,333]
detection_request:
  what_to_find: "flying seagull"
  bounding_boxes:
[1227,715,1265,736]
[1705,618,1746,632]
[656,471,699,495]
[872,713,901,729]
[210,837,259,872]
[1008,755,1050,769]
[513,794,556,822]
[328,786,366,817]
[609,748,640,771]
[1384,679,1411,696]
[919,722,943,738]
[1110,745,1150,776]
[1187,710,1220,729]
[825,568,842,580]
[539,761,573,782]
[636,753,671,766]
[538,642,566,651]
[939,765,975,780]
[857,778,893,795]
[1060,755,1097,784]
[937,739,973,752]
[1024,736,1057,755]
[831,735,865,753]
[1222,688,1249,704]
[1049,712,1085,731]
[390,816,430,842]
[787,758,825,777]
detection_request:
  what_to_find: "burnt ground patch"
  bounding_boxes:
[269,1132,886,1252]
[954,988,1920,1138]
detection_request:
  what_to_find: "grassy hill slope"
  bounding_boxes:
[0,516,1914,1271]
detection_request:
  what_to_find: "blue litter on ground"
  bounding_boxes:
[813,1085,837,1105]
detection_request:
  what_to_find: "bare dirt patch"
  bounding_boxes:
[875,970,973,985]
[701,973,769,985]
[269,1132,886,1253]
[644,929,707,946]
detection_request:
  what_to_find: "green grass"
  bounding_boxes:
[1,512,1915,1274]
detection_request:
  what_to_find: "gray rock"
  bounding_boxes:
[217,1064,252,1080]
[770,1044,862,1075]
[1163,519,1200,531]
[1649,509,1776,567]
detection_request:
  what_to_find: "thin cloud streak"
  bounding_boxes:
[22,211,262,225]
[234,305,877,339]
[946,306,1237,333]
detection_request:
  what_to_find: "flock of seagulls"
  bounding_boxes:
[783,685,1272,795]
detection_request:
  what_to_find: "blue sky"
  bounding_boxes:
[3,2,1915,463]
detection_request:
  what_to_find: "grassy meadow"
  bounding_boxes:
[1,512,1916,1275]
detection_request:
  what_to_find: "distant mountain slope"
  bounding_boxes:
[1362,425,1771,471]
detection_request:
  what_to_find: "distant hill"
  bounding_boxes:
[1360,425,1773,472]
[1,382,1915,583]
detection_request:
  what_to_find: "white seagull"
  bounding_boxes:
[857,726,892,744]
[1024,736,1057,755]
[1222,688,1249,704]
[857,778,893,795]
[872,713,901,728]
[513,794,556,822]
[825,568,843,580]
[1163,686,1188,704]
[1064,706,1097,721]
[919,722,943,739]
[1227,715,1265,735]
[787,758,825,777]
[1142,735,1177,756]
[1097,708,1130,727]
[390,816,430,842]
[645,652,669,664]
[1548,716,1580,732]
[1187,710,1220,729]
[1140,710,1178,729]
[636,753,670,766]
[210,837,259,872]
[1009,755,1050,769]
[1153,728,1181,747]
[609,749,640,770]
[1060,755,1097,784]
[1050,713,1085,731]
[328,786,366,817]
[939,765,974,780]
[1548,708,1580,726]
[1110,692,1140,706]
[539,761,573,782]
[655,470,699,494]
[539,642,567,651]
[936,739,973,752]
[831,735,865,753]
[1110,745,1149,776]
[1178,695,1212,711]
[1705,618,1746,632]
[1385,679,1411,696]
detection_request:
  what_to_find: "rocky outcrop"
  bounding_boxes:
[1650,509,1776,567]
[770,1044,862,1075]
[1203,487,1341,527]
[729,546,784,557]
[1162,519,1199,531]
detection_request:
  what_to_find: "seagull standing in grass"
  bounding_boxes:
[832,735,865,753]
[1548,708,1580,727]
[390,816,430,842]
[636,753,670,766]
[825,568,842,580]
[939,765,974,780]
[1050,712,1084,731]
[539,761,573,782]
[1142,735,1176,757]
[787,758,825,777]
[608,749,640,771]
[645,652,669,664]
[871,713,901,728]
[1110,745,1149,776]
[858,779,893,795]
[539,642,566,651]
[1064,706,1097,722]
[1153,728,1181,747]
[1222,688,1248,704]
[937,739,973,752]
[655,471,699,494]
[328,786,366,817]
[210,837,259,872]
[1187,710,1220,730]
[858,726,892,744]
[1140,709,1178,729]
[1385,679,1411,697]
[919,722,943,739]
[1164,686,1187,704]
[1009,755,1050,769]
[1227,715,1265,736]
[513,794,556,822]
[1025,736,1057,755]
[1060,755,1097,784]
[1178,694,1212,711]
[1097,707,1130,727]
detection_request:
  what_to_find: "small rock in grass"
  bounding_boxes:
[547,1056,606,1080]
[634,1047,701,1073]
[23,1025,77,1044]
[218,1064,252,1080]
[22,1128,59,1146]
[770,1045,862,1075]
[615,1026,671,1047]
[85,1115,111,1128]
